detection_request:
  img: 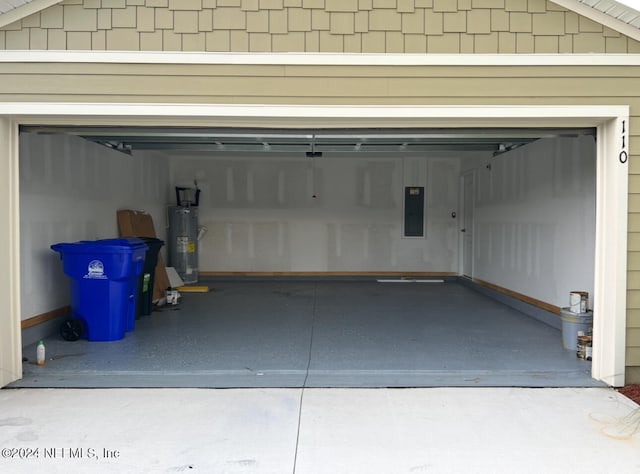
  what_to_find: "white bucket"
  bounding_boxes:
[560,308,593,351]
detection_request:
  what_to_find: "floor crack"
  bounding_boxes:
[292,282,317,474]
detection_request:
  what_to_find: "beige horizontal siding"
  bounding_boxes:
[0,0,639,53]
[0,63,636,142]
[625,65,640,383]
[6,62,640,79]
[4,75,640,99]
[1,63,640,102]
[628,309,640,327]
[628,366,640,382]
[628,73,640,380]
[628,65,640,365]
[628,345,640,365]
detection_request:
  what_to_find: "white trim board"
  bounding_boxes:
[0,103,629,388]
[0,103,627,127]
[0,51,639,66]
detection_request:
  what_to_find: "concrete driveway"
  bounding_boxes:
[0,387,638,473]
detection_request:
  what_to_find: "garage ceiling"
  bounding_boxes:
[21,126,596,156]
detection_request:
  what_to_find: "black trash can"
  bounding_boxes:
[137,237,165,318]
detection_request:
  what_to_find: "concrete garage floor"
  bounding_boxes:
[0,387,638,473]
[12,280,600,388]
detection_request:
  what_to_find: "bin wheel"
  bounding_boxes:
[60,319,85,341]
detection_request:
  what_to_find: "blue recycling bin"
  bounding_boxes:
[51,238,148,341]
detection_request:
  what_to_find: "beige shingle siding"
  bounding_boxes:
[2,0,640,53]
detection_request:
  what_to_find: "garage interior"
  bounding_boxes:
[12,125,601,388]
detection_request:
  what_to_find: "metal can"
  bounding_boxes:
[570,291,589,313]
[577,335,592,360]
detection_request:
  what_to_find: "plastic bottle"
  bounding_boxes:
[36,340,45,366]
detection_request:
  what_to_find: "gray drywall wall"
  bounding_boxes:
[19,132,170,320]
[169,153,461,273]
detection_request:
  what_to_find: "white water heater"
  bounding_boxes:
[168,185,200,284]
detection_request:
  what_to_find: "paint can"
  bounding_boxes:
[577,334,592,360]
[569,291,588,313]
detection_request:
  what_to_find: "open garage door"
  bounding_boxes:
[0,103,632,388]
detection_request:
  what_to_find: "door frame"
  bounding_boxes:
[459,170,476,279]
[0,102,629,387]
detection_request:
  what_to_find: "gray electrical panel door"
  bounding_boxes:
[404,186,425,237]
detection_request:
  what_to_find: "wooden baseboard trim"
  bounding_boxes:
[472,278,561,315]
[199,271,458,278]
[21,306,70,330]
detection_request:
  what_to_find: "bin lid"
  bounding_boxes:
[136,237,165,247]
[52,238,148,254]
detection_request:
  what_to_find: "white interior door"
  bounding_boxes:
[461,172,475,278]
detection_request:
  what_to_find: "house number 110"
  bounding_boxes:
[620,119,628,164]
